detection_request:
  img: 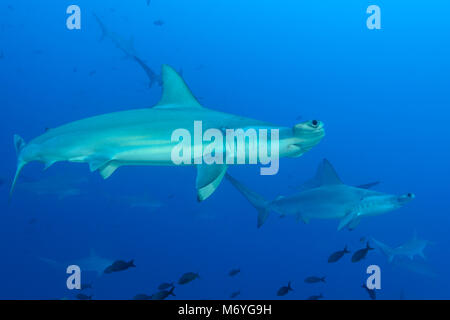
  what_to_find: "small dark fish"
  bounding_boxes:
[158,282,174,290]
[151,286,175,300]
[362,284,376,300]
[0,51,4,59]
[328,245,350,263]
[32,49,43,55]
[104,259,136,274]
[153,20,165,26]
[0,178,5,186]
[7,5,13,10]
[88,70,96,76]
[80,282,93,290]
[28,218,37,225]
[304,276,326,284]
[133,293,152,300]
[73,67,77,72]
[351,242,374,263]
[360,237,366,243]
[307,293,323,300]
[277,281,293,296]
[178,272,199,285]
[296,115,302,120]
[146,0,151,6]
[228,268,240,277]
[230,290,240,299]
[76,293,92,300]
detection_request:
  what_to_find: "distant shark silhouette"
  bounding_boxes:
[226,159,415,229]
[371,232,431,262]
[93,13,137,57]
[132,55,162,88]
[15,174,87,200]
[93,13,162,88]
[10,65,324,201]
[390,256,438,278]
[39,249,113,276]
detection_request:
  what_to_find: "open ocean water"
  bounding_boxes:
[0,0,449,300]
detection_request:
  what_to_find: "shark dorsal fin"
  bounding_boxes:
[302,159,343,189]
[319,159,343,185]
[155,64,203,109]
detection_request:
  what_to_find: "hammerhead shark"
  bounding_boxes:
[371,233,431,262]
[10,65,324,201]
[38,249,113,276]
[226,159,415,228]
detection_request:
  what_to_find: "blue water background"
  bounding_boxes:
[0,0,449,299]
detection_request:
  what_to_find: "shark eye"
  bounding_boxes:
[407,193,412,198]
[311,120,319,128]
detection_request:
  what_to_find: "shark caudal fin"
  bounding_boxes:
[371,237,395,263]
[10,134,27,198]
[225,174,271,228]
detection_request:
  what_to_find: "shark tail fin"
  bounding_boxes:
[10,134,27,199]
[169,286,176,296]
[225,174,271,228]
[371,237,395,263]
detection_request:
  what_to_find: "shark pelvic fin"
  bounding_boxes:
[196,163,227,201]
[88,157,111,172]
[155,64,203,109]
[99,162,120,179]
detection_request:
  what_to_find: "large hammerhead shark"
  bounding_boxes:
[11,65,324,201]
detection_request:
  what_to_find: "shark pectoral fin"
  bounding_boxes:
[98,162,120,179]
[347,217,361,230]
[337,211,359,231]
[196,164,227,201]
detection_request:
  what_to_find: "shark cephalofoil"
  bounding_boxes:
[226,159,415,228]
[10,65,324,201]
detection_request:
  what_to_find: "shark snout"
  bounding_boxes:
[293,120,325,152]
[398,193,415,204]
